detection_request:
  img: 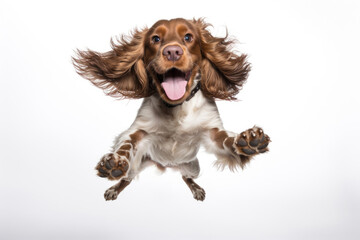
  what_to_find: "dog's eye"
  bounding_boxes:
[152,35,161,43]
[184,34,193,42]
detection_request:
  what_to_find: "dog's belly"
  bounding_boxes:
[147,133,201,166]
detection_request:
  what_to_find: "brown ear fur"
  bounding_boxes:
[72,29,153,99]
[193,19,251,100]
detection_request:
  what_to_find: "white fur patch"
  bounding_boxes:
[111,82,242,178]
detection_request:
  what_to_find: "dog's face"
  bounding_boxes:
[144,19,201,105]
[73,18,250,103]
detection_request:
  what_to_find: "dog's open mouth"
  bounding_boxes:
[158,68,191,101]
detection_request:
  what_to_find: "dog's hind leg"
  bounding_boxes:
[104,179,132,201]
[179,160,206,201]
[182,176,206,201]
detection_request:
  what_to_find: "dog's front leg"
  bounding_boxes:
[95,129,147,200]
[96,129,147,180]
[207,126,271,169]
[95,129,147,180]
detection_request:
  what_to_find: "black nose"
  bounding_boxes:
[162,45,183,61]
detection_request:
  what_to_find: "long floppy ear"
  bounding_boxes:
[72,28,152,99]
[193,19,251,100]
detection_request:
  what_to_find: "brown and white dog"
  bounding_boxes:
[73,18,270,201]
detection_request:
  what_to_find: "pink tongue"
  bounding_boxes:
[161,77,187,100]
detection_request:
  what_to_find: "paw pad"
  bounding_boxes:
[95,153,129,180]
[234,127,270,156]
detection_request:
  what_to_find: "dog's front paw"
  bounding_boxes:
[234,126,270,157]
[95,153,129,180]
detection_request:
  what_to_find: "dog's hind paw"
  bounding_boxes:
[95,153,129,180]
[183,176,206,201]
[103,179,132,201]
[104,188,119,201]
[192,187,206,201]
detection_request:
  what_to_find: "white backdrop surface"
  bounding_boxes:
[1,0,360,239]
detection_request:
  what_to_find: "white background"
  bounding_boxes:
[1,0,360,239]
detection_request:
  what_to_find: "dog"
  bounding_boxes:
[73,18,270,201]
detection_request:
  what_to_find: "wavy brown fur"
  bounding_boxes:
[72,29,153,99]
[73,18,250,100]
[193,18,251,100]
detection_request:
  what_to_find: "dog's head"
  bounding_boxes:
[73,18,250,105]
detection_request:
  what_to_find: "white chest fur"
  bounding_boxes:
[131,92,224,166]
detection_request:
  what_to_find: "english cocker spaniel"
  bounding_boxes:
[73,18,270,201]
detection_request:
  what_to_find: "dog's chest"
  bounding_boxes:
[135,94,222,165]
[147,113,203,165]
